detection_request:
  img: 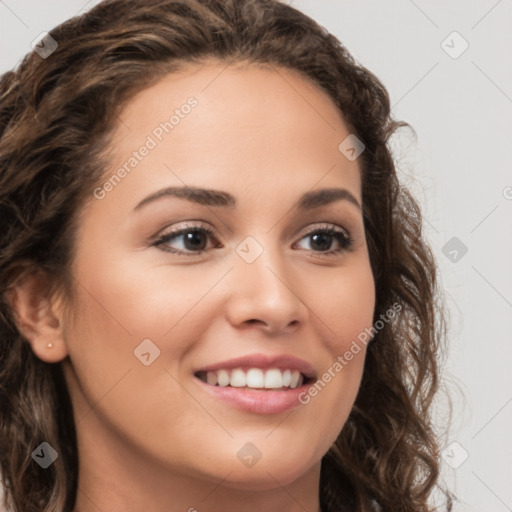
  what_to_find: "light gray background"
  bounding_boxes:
[1,1,511,511]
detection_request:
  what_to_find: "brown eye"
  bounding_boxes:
[295,226,353,255]
[154,224,219,255]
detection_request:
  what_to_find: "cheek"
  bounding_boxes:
[297,258,375,438]
[67,243,218,345]
[62,247,228,409]
[61,256,216,451]
[108,247,229,317]
[317,257,376,354]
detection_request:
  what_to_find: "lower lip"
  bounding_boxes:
[195,377,310,414]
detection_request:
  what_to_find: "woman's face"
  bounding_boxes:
[60,61,375,489]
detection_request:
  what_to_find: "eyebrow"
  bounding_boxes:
[134,186,361,211]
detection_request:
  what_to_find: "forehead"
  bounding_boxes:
[99,60,361,213]
[115,59,347,127]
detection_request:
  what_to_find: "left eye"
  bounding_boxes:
[294,226,353,254]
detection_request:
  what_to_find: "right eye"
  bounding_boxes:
[153,223,221,255]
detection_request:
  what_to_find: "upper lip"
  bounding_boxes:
[194,353,317,380]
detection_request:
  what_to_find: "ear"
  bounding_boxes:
[8,270,68,363]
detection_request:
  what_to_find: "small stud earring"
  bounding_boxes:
[47,343,54,348]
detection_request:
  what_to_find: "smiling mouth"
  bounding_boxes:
[194,368,314,390]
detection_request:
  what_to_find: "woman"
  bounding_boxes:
[0,0,452,511]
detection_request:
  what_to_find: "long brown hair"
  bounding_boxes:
[0,1,452,510]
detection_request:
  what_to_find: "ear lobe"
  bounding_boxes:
[8,270,68,363]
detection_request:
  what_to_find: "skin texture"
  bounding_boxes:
[14,61,375,512]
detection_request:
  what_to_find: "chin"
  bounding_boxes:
[217,468,307,492]
[201,451,319,491]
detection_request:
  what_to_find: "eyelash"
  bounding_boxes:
[153,222,354,257]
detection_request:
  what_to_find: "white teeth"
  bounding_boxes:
[264,368,284,388]
[216,369,230,387]
[229,368,246,387]
[203,368,305,389]
[290,370,301,388]
[246,368,264,388]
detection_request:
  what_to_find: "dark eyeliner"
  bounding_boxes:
[153,224,217,255]
[153,222,354,257]
[298,224,354,255]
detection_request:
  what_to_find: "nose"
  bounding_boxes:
[225,246,308,335]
